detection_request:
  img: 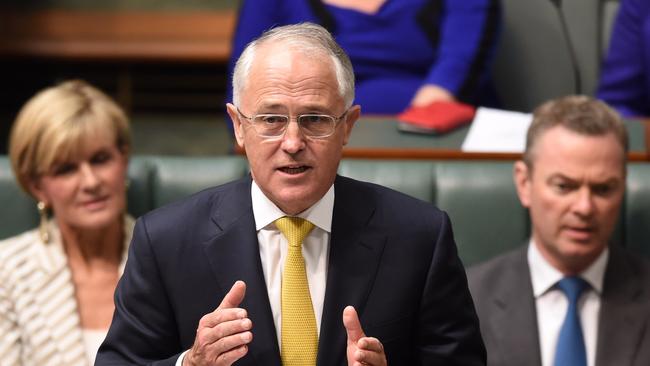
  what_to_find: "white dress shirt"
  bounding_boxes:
[176,181,333,365]
[252,180,333,345]
[82,329,108,365]
[528,240,608,366]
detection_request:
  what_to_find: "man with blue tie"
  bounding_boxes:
[467,95,650,366]
[96,23,485,366]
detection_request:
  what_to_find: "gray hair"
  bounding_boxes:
[232,22,355,108]
[524,95,628,169]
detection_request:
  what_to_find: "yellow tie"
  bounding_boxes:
[275,216,318,366]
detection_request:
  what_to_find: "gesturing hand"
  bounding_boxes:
[343,306,387,366]
[184,281,253,366]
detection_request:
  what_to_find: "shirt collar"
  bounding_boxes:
[251,180,334,233]
[528,239,608,297]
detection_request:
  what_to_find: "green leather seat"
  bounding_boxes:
[433,162,528,266]
[337,160,527,265]
[0,158,37,237]
[625,163,650,258]
[145,156,249,209]
[338,159,437,202]
[1,155,648,264]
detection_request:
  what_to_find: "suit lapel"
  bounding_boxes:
[489,247,542,366]
[317,176,387,365]
[201,177,281,366]
[596,246,649,366]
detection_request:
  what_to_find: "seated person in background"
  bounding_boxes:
[467,95,650,366]
[229,0,501,116]
[0,80,134,365]
[96,23,486,366]
[597,0,650,117]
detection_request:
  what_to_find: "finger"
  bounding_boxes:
[357,337,384,353]
[353,349,386,366]
[343,306,365,344]
[215,344,249,366]
[354,339,386,366]
[205,330,253,363]
[199,317,253,346]
[218,280,247,310]
[199,307,248,329]
[190,315,253,364]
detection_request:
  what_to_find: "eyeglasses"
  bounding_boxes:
[236,107,348,139]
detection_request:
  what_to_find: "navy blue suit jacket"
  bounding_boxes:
[97,175,485,365]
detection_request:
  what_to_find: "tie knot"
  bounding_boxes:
[556,276,589,303]
[275,216,315,248]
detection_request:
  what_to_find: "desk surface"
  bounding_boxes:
[342,116,650,160]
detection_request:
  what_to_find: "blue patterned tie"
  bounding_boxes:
[554,276,589,366]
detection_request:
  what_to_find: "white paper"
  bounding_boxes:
[461,107,533,153]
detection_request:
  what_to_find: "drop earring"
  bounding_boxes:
[37,201,50,243]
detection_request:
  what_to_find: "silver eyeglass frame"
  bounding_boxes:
[235,106,348,139]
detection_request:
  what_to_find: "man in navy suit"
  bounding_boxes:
[97,23,485,366]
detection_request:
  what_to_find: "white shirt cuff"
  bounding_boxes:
[175,350,189,366]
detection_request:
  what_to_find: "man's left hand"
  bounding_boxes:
[343,306,387,366]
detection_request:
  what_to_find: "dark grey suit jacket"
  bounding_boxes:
[97,175,485,365]
[467,244,650,366]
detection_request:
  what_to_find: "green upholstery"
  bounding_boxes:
[434,162,529,266]
[0,158,38,236]
[339,160,529,265]
[1,155,648,265]
[338,159,437,202]
[625,163,650,258]
[144,156,249,209]
[127,158,155,219]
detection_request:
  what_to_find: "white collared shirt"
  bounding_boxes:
[528,240,608,366]
[252,180,333,346]
[176,182,334,365]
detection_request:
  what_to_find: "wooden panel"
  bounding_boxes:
[236,146,650,161]
[0,0,238,11]
[0,10,236,62]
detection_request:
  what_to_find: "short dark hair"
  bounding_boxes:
[523,95,628,168]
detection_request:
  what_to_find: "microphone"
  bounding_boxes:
[549,0,582,95]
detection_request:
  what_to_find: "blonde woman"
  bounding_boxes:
[0,80,134,365]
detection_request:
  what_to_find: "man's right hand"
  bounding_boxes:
[183,281,253,366]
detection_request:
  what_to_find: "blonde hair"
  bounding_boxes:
[9,80,131,197]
